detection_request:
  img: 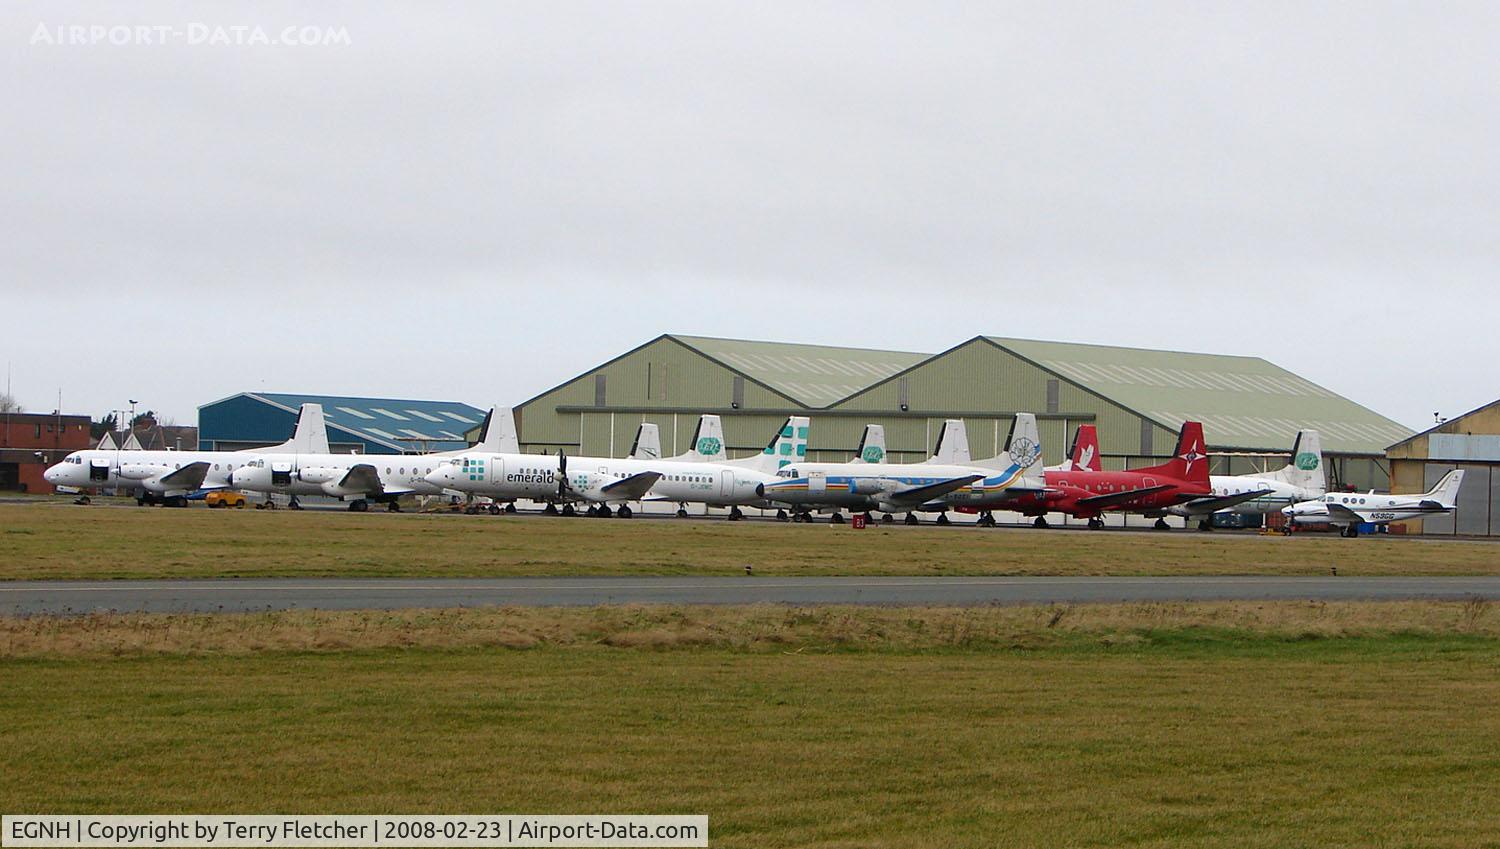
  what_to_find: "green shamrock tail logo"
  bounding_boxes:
[697,437,722,456]
[1295,452,1319,471]
[862,446,884,462]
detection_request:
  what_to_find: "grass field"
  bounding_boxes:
[4,602,1499,847]
[2,501,1497,580]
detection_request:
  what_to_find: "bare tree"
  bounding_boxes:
[0,393,20,413]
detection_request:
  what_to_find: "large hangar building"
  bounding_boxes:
[507,334,1412,491]
[1387,399,1500,536]
[199,393,486,454]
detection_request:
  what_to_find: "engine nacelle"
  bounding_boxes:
[297,466,340,485]
[118,463,165,481]
[847,477,898,496]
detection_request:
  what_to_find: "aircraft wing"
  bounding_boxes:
[888,474,985,506]
[1322,502,1366,523]
[1074,484,1174,511]
[159,462,210,490]
[337,463,414,496]
[599,471,662,501]
[1179,488,1277,515]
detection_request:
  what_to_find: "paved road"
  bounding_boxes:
[2,576,1499,615]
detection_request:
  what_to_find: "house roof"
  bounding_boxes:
[987,337,1414,454]
[246,393,486,452]
[671,334,930,408]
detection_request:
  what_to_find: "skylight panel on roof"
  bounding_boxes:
[366,428,399,440]
[399,428,434,440]
[371,408,409,420]
[440,431,463,440]
[440,411,476,424]
[336,407,375,420]
[405,410,444,422]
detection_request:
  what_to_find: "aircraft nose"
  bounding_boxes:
[43,466,59,483]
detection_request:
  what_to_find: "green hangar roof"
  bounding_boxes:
[987,337,1413,454]
[671,335,930,407]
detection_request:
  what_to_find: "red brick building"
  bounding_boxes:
[0,412,92,493]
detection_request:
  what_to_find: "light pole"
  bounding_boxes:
[128,400,137,434]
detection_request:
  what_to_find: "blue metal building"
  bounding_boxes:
[198,392,485,454]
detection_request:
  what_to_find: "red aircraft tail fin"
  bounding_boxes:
[1142,421,1210,487]
[1069,425,1100,472]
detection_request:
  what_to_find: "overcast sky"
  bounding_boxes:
[4,2,1497,431]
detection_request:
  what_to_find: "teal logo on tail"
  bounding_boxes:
[696,437,722,456]
[1295,452,1319,471]
[862,446,884,463]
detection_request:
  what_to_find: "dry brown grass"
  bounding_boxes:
[3,501,1500,580]
[2,600,1494,658]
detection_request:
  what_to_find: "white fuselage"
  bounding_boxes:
[44,448,246,494]
[1283,492,1446,526]
[759,459,1028,513]
[427,452,773,506]
[1167,474,1323,517]
[230,451,453,498]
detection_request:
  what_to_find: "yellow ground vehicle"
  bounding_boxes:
[205,491,247,509]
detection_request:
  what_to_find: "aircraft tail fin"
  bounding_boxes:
[1143,421,1209,487]
[1267,429,1325,493]
[1068,425,1100,472]
[675,414,726,462]
[928,420,969,465]
[1004,413,1045,485]
[276,403,331,455]
[1425,469,1466,508]
[629,422,662,461]
[852,424,886,463]
[734,416,809,473]
[473,406,520,454]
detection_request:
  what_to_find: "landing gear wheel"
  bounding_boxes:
[387,501,401,513]
[288,496,303,511]
[544,503,559,515]
[677,508,690,518]
[1033,516,1050,529]
[1086,517,1103,530]
[616,505,632,519]
[729,506,744,522]
[861,511,874,525]
[978,512,996,528]
[488,504,501,515]
[585,506,599,517]
[560,504,575,517]
[137,497,148,507]
[75,495,91,505]
[349,499,369,512]
[795,511,812,524]
[596,505,614,518]
[882,513,894,524]
[936,513,952,526]
[905,513,919,526]
[1153,518,1170,530]
[504,503,517,514]
[776,509,789,522]
[1197,519,1213,532]
[830,512,845,524]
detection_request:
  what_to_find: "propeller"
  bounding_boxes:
[557,450,570,498]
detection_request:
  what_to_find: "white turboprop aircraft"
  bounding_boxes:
[1283,470,1465,537]
[43,406,330,506]
[1158,430,1327,529]
[757,414,1046,524]
[427,416,809,518]
[229,403,519,511]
